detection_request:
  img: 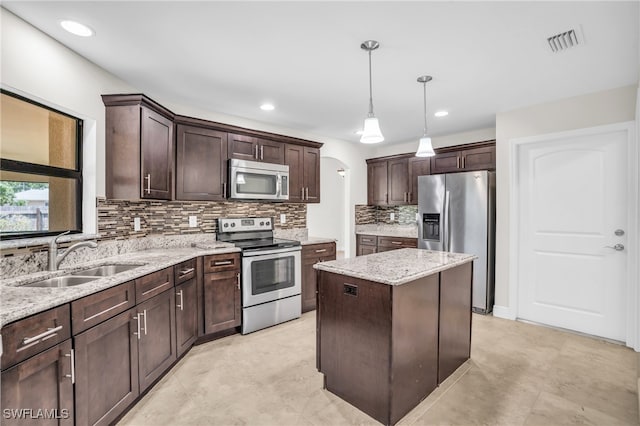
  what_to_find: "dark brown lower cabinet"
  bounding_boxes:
[74,308,139,426]
[302,242,336,312]
[203,269,241,334]
[318,271,440,425]
[137,290,177,392]
[1,340,74,426]
[175,277,198,357]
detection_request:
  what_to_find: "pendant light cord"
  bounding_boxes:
[422,82,428,136]
[368,50,374,117]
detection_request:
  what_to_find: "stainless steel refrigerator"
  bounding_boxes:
[418,171,496,313]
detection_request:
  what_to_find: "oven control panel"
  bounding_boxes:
[219,217,273,232]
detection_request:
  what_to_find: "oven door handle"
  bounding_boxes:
[242,246,302,257]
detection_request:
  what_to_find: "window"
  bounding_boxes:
[0,90,83,239]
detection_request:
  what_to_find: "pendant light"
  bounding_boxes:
[359,40,384,144]
[415,75,435,157]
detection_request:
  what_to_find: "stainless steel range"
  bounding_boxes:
[217,217,301,334]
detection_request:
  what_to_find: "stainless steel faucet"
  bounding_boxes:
[48,231,98,271]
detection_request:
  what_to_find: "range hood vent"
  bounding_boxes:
[547,29,581,53]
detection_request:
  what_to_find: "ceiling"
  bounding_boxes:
[3,1,639,145]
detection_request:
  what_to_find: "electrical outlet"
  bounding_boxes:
[390,212,395,221]
[189,216,198,227]
[133,217,141,232]
[280,213,286,224]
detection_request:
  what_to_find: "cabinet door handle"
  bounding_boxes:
[315,248,327,253]
[462,157,465,168]
[223,182,227,198]
[176,290,184,311]
[22,325,63,346]
[64,349,75,384]
[134,314,141,340]
[305,187,309,200]
[237,273,241,290]
[301,187,305,200]
[260,145,264,160]
[179,267,195,277]
[142,309,147,335]
[457,157,460,169]
[254,145,259,159]
[391,241,403,245]
[214,260,232,266]
[144,174,151,194]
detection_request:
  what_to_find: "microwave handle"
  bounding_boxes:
[276,175,282,197]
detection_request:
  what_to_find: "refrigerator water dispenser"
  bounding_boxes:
[422,213,440,241]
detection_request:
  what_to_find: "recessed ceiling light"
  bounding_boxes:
[260,103,275,111]
[434,110,449,117]
[60,20,94,37]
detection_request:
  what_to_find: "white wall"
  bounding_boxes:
[1,8,136,233]
[370,127,496,158]
[307,157,347,251]
[494,85,637,313]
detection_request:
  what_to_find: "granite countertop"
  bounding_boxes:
[0,242,239,327]
[314,248,476,286]
[355,224,418,239]
[299,237,337,246]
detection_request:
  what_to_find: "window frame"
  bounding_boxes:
[0,89,83,239]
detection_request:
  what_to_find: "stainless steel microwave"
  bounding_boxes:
[229,159,289,201]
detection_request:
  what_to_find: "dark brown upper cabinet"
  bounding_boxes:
[366,141,495,206]
[430,140,496,174]
[285,145,320,203]
[103,94,174,200]
[228,134,285,164]
[408,156,431,204]
[367,159,388,205]
[366,155,413,206]
[175,124,228,201]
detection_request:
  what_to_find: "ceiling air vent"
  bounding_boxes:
[547,29,581,53]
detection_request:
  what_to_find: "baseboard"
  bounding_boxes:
[492,305,516,320]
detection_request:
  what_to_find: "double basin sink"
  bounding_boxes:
[22,264,143,288]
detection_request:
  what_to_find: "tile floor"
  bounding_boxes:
[119,313,638,425]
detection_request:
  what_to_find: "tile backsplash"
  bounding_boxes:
[355,205,418,225]
[98,198,306,240]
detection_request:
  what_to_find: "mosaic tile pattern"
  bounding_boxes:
[97,199,306,240]
[355,204,418,225]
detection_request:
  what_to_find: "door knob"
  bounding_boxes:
[614,229,625,236]
[604,244,625,251]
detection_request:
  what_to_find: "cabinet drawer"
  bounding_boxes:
[357,235,377,246]
[378,236,417,248]
[303,243,336,260]
[135,267,174,303]
[71,281,136,335]
[174,258,197,285]
[203,252,240,273]
[1,305,71,370]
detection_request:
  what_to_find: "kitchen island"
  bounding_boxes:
[314,248,476,425]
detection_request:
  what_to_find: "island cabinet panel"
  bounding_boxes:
[1,339,74,426]
[318,271,440,425]
[438,261,473,384]
[74,308,139,426]
[175,124,228,201]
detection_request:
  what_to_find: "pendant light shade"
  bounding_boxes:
[415,75,435,157]
[360,40,384,144]
[416,136,435,157]
[360,117,384,144]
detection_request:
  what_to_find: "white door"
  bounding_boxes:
[517,127,629,341]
